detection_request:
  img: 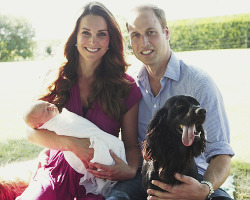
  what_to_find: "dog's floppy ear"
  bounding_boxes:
[143,108,168,161]
[147,108,167,133]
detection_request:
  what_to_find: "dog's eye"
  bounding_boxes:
[176,104,183,109]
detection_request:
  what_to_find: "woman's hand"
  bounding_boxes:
[87,150,136,181]
[37,148,50,169]
[69,137,94,169]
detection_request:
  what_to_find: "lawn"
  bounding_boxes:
[0,49,249,199]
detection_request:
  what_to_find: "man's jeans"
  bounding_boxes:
[106,168,234,200]
[106,166,147,200]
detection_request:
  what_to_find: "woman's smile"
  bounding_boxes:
[85,47,100,53]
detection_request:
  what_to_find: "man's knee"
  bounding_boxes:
[212,195,234,200]
[106,168,147,200]
[106,189,130,200]
[213,188,234,200]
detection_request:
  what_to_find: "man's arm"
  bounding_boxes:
[147,154,231,200]
[203,154,231,190]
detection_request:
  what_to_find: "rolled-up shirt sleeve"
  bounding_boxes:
[193,71,235,163]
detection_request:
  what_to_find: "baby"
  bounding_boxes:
[23,100,59,129]
[23,100,127,197]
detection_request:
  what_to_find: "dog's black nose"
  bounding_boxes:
[195,108,206,116]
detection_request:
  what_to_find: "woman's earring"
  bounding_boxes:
[75,44,77,47]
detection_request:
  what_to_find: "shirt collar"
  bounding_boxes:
[137,50,181,86]
[163,50,180,81]
[137,64,150,91]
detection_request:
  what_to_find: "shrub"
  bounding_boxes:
[168,13,250,51]
[0,14,35,61]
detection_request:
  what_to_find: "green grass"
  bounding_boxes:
[231,161,250,200]
[0,138,43,166]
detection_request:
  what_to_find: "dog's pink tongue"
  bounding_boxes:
[182,125,195,146]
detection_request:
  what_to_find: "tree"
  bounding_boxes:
[0,14,35,61]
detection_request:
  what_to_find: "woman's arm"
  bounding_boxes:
[26,126,94,168]
[120,102,141,174]
[87,103,141,181]
[26,126,71,150]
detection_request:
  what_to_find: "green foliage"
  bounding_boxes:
[0,14,35,61]
[168,13,250,51]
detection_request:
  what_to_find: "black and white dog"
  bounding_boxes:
[142,95,206,193]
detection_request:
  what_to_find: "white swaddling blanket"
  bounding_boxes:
[38,108,127,197]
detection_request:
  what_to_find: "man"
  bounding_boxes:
[126,4,235,200]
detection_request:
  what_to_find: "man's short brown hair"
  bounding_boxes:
[130,4,167,31]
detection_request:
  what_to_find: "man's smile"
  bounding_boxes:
[141,49,154,55]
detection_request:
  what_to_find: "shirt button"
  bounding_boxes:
[154,104,157,108]
[146,90,148,93]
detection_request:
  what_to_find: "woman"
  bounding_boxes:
[17,2,142,200]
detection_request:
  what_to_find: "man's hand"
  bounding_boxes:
[87,150,136,181]
[147,173,209,200]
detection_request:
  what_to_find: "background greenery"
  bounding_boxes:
[168,13,250,51]
[0,14,35,61]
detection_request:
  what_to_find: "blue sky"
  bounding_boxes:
[1,0,250,39]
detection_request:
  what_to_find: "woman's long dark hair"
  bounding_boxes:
[39,2,130,121]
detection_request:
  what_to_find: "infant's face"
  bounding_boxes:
[38,102,59,124]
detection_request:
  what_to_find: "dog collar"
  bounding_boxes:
[201,181,214,199]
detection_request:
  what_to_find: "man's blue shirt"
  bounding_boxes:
[136,50,234,175]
